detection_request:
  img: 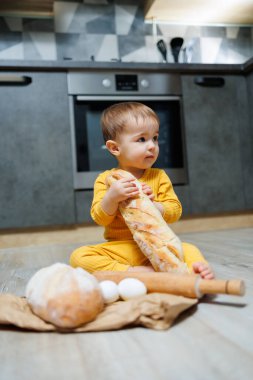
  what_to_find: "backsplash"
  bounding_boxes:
[0,0,252,63]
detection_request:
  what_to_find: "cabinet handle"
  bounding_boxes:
[194,76,225,87]
[0,75,32,86]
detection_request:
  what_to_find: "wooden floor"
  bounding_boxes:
[0,227,253,380]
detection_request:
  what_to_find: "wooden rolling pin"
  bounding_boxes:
[94,271,245,299]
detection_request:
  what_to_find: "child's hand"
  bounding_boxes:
[108,178,139,203]
[192,262,215,280]
[141,183,155,200]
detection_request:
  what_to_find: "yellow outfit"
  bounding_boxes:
[70,168,207,272]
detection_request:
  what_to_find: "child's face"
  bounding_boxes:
[115,120,159,171]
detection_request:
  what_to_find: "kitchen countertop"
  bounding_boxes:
[243,56,253,73]
[0,58,252,75]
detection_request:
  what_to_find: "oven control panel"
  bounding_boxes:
[115,74,138,91]
[67,72,181,95]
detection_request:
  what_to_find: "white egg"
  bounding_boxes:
[118,278,147,300]
[99,280,119,303]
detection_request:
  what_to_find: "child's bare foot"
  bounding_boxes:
[127,265,155,272]
[192,262,215,279]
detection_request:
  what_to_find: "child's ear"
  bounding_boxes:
[105,140,120,156]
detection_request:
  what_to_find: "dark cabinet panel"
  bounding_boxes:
[0,72,75,228]
[174,185,191,216]
[75,191,94,224]
[182,75,248,214]
[244,72,253,209]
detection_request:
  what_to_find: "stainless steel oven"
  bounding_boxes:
[68,71,188,190]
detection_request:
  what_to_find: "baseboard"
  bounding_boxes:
[1,212,253,249]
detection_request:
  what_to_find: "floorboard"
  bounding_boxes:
[0,228,253,380]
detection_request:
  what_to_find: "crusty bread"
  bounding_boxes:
[106,169,188,273]
[26,263,104,328]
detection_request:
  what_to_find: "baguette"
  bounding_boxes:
[106,169,189,273]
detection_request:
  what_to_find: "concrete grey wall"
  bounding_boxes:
[0,0,252,64]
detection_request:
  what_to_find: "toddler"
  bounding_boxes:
[70,102,214,279]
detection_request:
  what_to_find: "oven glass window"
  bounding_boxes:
[74,99,184,173]
[86,107,117,171]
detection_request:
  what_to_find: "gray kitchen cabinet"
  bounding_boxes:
[173,185,191,216]
[182,74,249,215]
[75,191,94,224]
[244,71,253,209]
[0,71,75,228]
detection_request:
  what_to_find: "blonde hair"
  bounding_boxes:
[101,102,160,142]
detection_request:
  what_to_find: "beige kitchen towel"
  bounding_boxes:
[0,292,197,332]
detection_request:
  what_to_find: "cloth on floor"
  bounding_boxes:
[0,292,197,332]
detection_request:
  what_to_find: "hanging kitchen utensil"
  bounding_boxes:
[156,39,167,62]
[170,37,184,63]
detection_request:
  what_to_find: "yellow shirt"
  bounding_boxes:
[91,168,182,241]
[70,168,206,272]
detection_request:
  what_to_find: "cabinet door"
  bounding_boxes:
[244,72,253,209]
[0,72,75,228]
[182,75,247,214]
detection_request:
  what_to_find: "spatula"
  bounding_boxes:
[156,39,167,62]
[170,37,184,63]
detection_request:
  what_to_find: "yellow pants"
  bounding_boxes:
[69,240,207,273]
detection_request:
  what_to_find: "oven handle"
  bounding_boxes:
[76,95,181,101]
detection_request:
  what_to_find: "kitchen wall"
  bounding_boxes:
[0,0,252,64]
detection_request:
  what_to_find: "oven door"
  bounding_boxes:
[69,95,188,190]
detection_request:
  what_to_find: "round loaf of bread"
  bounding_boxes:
[25,263,104,328]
